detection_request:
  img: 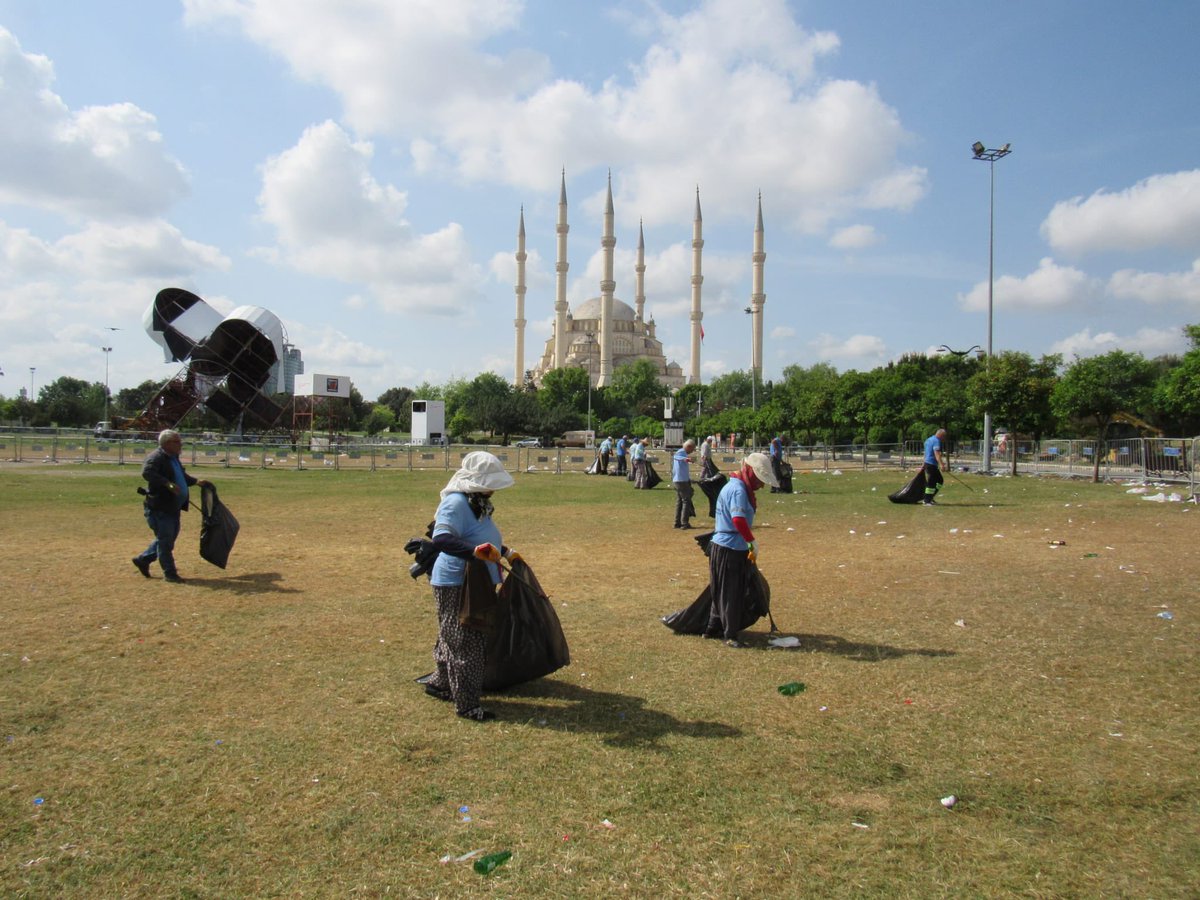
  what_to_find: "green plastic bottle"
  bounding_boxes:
[777,681,806,695]
[474,850,512,875]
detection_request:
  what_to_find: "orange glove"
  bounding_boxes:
[473,543,502,563]
[505,549,523,565]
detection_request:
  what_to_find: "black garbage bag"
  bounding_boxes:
[482,559,570,690]
[635,460,662,489]
[698,473,727,517]
[661,564,771,634]
[774,460,794,494]
[199,483,240,569]
[888,469,927,504]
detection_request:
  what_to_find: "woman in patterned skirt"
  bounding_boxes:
[424,452,518,721]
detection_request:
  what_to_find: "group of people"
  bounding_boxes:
[131,426,948,723]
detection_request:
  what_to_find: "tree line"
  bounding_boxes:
[4,325,1198,447]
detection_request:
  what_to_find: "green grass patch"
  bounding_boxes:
[1,464,1197,896]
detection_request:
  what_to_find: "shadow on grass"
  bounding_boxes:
[741,631,956,661]
[492,679,742,748]
[185,571,301,595]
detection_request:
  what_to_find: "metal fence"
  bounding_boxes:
[0,432,1195,493]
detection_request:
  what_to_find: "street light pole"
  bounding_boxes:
[585,332,594,441]
[29,367,35,401]
[972,141,1011,472]
[102,346,113,426]
[744,307,757,448]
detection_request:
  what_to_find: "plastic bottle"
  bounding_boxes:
[473,850,512,875]
[777,681,806,695]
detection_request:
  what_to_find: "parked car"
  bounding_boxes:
[514,438,541,448]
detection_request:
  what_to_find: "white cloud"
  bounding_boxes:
[186,0,926,232]
[0,27,189,220]
[1108,259,1200,306]
[1040,169,1200,256]
[828,224,880,250]
[810,332,887,363]
[957,258,1099,312]
[255,121,484,315]
[770,325,796,339]
[1049,326,1189,360]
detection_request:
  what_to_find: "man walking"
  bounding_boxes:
[672,439,696,529]
[132,429,209,582]
[922,428,947,506]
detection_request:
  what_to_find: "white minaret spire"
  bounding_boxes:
[553,169,570,368]
[514,206,527,388]
[597,170,616,386]
[750,192,766,384]
[688,186,704,385]
[635,219,646,325]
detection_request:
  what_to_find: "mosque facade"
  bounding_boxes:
[514,172,766,392]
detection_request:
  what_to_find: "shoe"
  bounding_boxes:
[424,684,452,702]
[921,499,936,506]
[679,523,693,530]
[457,707,495,721]
[724,639,742,648]
[673,523,682,529]
[163,573,186,584]
[132,557,151,578]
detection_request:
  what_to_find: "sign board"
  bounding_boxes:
[294,373,351,398]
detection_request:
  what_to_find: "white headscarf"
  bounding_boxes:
[440,451,516,498]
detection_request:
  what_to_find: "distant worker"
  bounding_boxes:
[599,435,613,474]
[672,439,697,530]
[615,434,629,476]
[923,428,947,505]
[132,429,210,583]
[769,436,784,492]
[699,435,718,480]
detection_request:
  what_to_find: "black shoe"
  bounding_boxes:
[457,707,495,721]
[922,499,936,506]
[163,573,186,584]
[424,684,452,702]
[132,557,151,578]
[679,523,693,530]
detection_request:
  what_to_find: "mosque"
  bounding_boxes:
[513,172,767,391]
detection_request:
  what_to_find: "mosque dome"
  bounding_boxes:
[573,297,636,321]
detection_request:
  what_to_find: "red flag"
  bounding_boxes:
[700,324,705,342]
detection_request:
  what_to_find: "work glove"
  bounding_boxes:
[473,543,502,563]
[747,541,758,563]
[504,548,523,565]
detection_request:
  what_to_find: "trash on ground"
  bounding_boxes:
[1157,610,1174,620]
[940,795,958,809]
[768,636,801,648]
[1048,539,1066,546]
[473,850,512,875]
[777,681,806,695]
[440,848,486,865]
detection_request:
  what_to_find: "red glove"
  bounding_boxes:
[473,543,502,563]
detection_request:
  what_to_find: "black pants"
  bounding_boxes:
[707,543,751,640]
[923,463,943,498]
[673,480,695,527]
[616,454,627,475]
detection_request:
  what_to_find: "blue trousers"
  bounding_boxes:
[136,507,182,576]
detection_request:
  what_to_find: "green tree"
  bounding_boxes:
[833,370,872,445]
[115,380,160,418]
[780,363,839,445]
[675,383,704,421]
[362,404,397,436]
[1051,350,1157,482]
[538,366,590,414]
[376,387,414,430]
[40,376,104,427]
[461,372,514,438]
[1153,324,1200,435]
[967,351,1061,474]
[704,370,754,412]
[607,360,667,417]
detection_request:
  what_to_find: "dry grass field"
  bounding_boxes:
[1,462,1198,898]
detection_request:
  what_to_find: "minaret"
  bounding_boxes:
[635,219,646,325]
[750,192,766,383]
[597,171,616,387]
[688,187,704,385]
[553,170,570,369]
[514,207,527,388]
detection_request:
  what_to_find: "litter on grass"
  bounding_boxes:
[768,636,801,648]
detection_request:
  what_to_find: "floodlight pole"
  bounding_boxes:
[29,367,35,401]
[973,142,1011,472]
[745,306,757,448]
[102,346,113,426]
[585,331,594,441]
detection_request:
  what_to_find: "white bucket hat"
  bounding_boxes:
[441,451,515,498]
[743,451,779,488]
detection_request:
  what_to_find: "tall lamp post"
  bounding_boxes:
[29,367,36,401]
[585,332,595,441]
[101,346,113,426]
[972,141,1011,472]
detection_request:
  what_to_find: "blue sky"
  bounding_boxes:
[2,0,1198,402]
